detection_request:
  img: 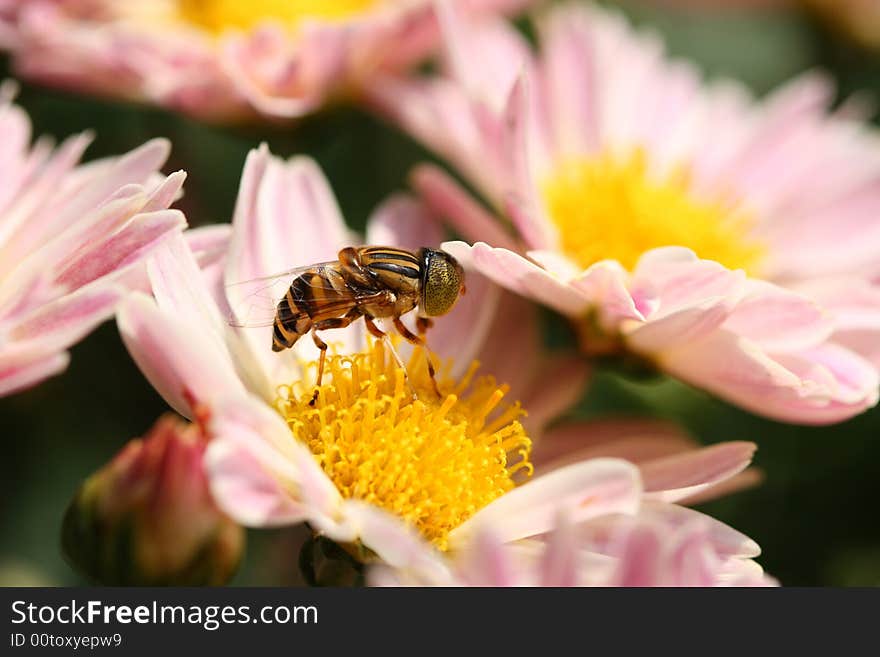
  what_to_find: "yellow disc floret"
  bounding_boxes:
[275,341,533,551]
[177,0,381,33]
[541,149,765,274]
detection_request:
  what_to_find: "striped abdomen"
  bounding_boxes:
[272,266,355,352]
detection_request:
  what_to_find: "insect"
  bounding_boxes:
[227,246,466,404]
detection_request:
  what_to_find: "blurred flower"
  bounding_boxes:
[372,2,880,424]
[804,0,880,51]
[370,455,775,586]
[0,88,187,397]
[117,145,607,567]
[61,414,244,585]
[0,0,531,122]
[532,417,763,505]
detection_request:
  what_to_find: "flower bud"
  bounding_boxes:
[62,415,244,585]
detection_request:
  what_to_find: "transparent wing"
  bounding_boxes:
[225,263,388,329]
[225,264,332,328]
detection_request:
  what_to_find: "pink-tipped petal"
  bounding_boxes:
[147,233,227,342]
[411,164,519,251]
[55,209,186,291]
[0,350,69,397]
[456,522,517,586]
[642,501,761,559]
[443,241,590,316]
[9,284,121,348]
[451,458,642,547]
[117,293,245,418]
[677,468,764,506]
[339,501,449,579]
[723,281,834,353]
[610,521,663,587]
[205,439,309,527]
[640,442,757,503]
[539,510,578,586]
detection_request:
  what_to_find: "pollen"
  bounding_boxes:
[540,149,765,274]
[274,341,533,551]
[176,0,381,33]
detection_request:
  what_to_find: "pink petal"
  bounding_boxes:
[9,284,121,348]
[626,301,732,353]
[143,169,186,213]
[571,260,645,326]
[340,501,448,577]
[663,524,723,586]
[117,293,245,418]
[642,501,761,559]
[185,223,233,271]
[0,350,69,397]
[537,4,600,157]
[775,343,880,413]
[208,396,341,519]
[55,209,186,290]
[451,458,641,547]
[655,329,873,424]
[146,233,226,341]
[640,442,757,503]
[609,521,663,587]
[533,419,696,473]
[723,281,834,353]
[630,247,746,319]
[677,468,764,506]
[456,523,517,586]
[411,164,518,251]
[539,510,578,586]
[205,439,308,527]
[500,75,557,250]
[442,241,589,316]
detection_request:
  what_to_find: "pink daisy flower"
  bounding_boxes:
[0,0,531,122]
[117,144,757,570]
[370,1,880,424]
[0,88,187,397]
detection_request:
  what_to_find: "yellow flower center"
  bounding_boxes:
[540,149,765,273]
[275,341,533,551]
[176,0,381,33]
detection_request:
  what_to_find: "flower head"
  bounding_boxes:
[62,414,244,585]
[372,2,880,424]
[0,0,532,122]
[117,144,598,564]
[0,89,186,397]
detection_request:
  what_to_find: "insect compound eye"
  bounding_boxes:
[421,250,465,317]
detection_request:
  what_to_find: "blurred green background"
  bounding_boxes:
[1,0,879,586]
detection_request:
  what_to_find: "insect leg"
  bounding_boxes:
[309,329,329,407]
[307,310,362,407]
[364,316,416,401]
[394,317,441,398]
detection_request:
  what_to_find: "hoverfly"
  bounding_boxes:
[227,246,466,403]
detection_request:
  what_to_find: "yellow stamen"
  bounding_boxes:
[540,149,765,274]
[176,0,381,33]
[275,341,532,551]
